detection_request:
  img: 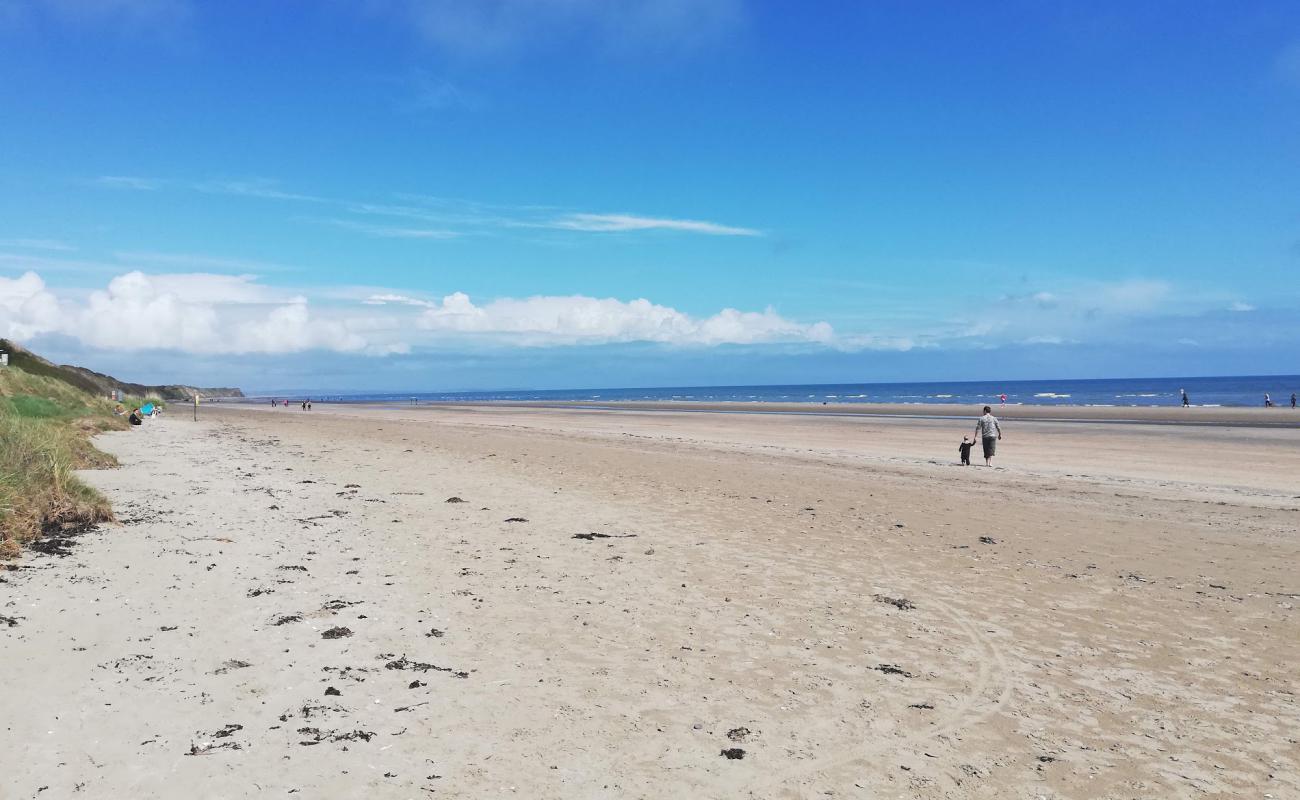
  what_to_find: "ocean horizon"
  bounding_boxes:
[243,374,1300,409]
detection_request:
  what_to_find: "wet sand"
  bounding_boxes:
[2,403,1297,798]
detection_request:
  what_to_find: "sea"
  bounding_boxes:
[255,375,1300,409]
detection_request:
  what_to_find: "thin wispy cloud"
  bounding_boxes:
[546,212,761,236]
[96,175,164,190]
[0,238,76,252]
[383,0,746,60]
[312,218,460,240]
[7,0,193,36]
[114,250,303,274]
[89,174,760,240]
[196,179,329,204]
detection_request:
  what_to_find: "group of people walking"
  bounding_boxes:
[270,398,313,410]
[1182,388,1296,408]
[1262,392,1296,409]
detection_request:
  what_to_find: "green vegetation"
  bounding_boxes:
[0,365,126,558]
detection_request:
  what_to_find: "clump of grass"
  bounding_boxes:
[0,366,125,555]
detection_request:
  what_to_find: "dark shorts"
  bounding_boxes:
[982,436,997,458]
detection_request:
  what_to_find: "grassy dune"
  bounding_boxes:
[0,366,161,558]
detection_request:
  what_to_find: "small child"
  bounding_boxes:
[958,435,974,466]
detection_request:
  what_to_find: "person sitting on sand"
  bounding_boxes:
[974,405,1002,466]
[958,435,975,466]
[128,408,143,426]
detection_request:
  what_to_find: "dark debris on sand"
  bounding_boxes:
[720,748,746,760]
[979,536,998,545]
[322,599,361,610]
[298,727,375,746]
[874,663,913,677]
[445,497,466,503]
[272,614,303,626]
[384,654,468,679]
[873,594,915,611]
[321,626,353,639]
[572,532,637,541]
[504,517,528,523]
[31,520,98,557]
[726,727,751,742]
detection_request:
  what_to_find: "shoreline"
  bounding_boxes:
[272,399,1300,428]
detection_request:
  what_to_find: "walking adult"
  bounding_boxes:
[1291,392,1296,409]
[1181,388,1189,407]
[974,405,1002,466]
[1265,393,1273,408]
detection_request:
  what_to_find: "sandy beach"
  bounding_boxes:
[3,403,1298,798]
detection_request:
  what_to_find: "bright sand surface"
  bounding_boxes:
[2,402,1298,798]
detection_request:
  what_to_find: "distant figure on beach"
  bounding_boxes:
[1292,392,1296,409]
[958,435,975,466]
[1264,393,1273,408]
[301,400,307,411]
[999,393,1007,406]
[975,406,1002,466]
[307,400,312,410]
[128,408,143,426]
[1181,388,1189,407]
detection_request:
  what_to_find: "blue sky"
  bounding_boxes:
[1,0,1297,392]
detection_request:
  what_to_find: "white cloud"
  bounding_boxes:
[1,270,835,355]
[546,213,760,236]
[0,272,62,340]
[409,291,829,345]
[365,290,835,345]
[1229,301,1256,312]
[0,271,394,355]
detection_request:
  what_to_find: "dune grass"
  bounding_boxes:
[0,366,126,558]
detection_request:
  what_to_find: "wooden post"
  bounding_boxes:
[193,395,199,422]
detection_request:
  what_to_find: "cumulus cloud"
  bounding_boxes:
[1228,301,1256,312]
[0,272,62,340]
[373,291,832,346]
[1,270,836,355]
[0,271,394,355]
